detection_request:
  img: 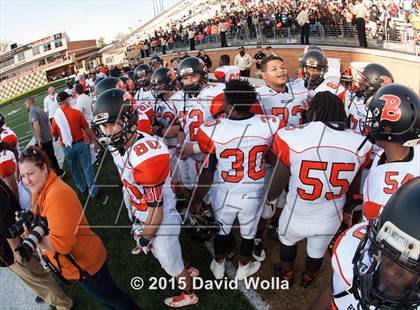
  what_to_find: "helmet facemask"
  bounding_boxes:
[302,64,326,89]
[353,220,420,310]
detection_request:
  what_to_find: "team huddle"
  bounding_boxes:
[3,45,418,309]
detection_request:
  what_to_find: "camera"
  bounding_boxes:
[8,210,34,238]
[9,211,49,260]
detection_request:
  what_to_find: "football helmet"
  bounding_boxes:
[183,204,221,243]
[120,76,136,93]
[92,88,138,153]
[93,77,126,101]
[149,55,163,69]
[177,57,208,96]
[133,64,153,88]
[355,63,394,98]
[150,67,177,99]
[300,50,328,88]
[360,83,420,146]
[353,177,420,310]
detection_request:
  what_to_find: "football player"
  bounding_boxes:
[93,88,199,307]
[214,54,240,83]
[361,83,420,220]
[345,63,394,133]
[172,57,225,190]
[150,55,164,70]
[252,55,309,262]
[312,177,420,310]
[150,67,183,197]
[191,79,282,279]
[0,113,19,152]
[267,91,372,287]
[295,50,345,102]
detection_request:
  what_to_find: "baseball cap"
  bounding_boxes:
[57,92,70,103]
[238,46,245,50]
[266,45,272,49]
[256,44,262,48]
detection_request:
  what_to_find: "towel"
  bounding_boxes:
[54,108,73,147]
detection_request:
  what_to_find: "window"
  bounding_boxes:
[32,46,40,56]
[43,43,51,52]
[39,59,46,66]
[54,39,63,48]
[0,58,15,70]
[17,52,25,61]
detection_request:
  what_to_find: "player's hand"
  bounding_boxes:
[190,201,202,215]
[302,99,310,111]
[137,237,152,255]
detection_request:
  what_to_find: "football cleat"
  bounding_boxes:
[164,291,199,308]
[210,259,225,279]
[236,261,261,280]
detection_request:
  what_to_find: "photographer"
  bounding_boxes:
[18,146,140,310]
[0,178,73,309]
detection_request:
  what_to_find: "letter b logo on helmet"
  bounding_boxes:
[380,94,402,122]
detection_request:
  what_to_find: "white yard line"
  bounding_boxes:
[203,241,271,310]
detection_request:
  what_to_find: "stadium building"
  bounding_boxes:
[0,32,100,102]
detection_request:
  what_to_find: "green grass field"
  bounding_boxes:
[0,86,253,309]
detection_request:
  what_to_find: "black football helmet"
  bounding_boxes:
[93,77,126,101]
[150,67,177,99]
[300,50,328,88]
[353,177,420,310]
[92,88,138,153]
[183,204,221,243]
[177,56,208,96]
[355,63,394,98]
[149,55,163,69]
[133,64,153,88]
[360,83,420,146]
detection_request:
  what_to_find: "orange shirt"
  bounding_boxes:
[52,105,89,146]
[34,172,107,280]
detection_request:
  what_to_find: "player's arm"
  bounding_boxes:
[189,153,217,214]
[142,186,164,241]
[162,124,180,138]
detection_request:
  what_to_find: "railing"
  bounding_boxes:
[131,23,419,57]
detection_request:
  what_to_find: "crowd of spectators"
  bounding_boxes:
[126,0,420,55]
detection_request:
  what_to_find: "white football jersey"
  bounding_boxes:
[214,65,241,82]
[362,145,420,220]
[331,222,369,310]
[344,89,367,133]
[255,83,309,126]
[172,83,225,144]
[197,115,281,193]
[294,74,345,102]
[154,96,178,147]
[110,133,177,223]
[272,122,372,220]
[0,126,19,152]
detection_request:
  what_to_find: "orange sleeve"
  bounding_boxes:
[362,200,383,220]
[133,153,170,187]
[271,133,291,167]
[210,92,224,117]
[360,149,372,169]
[137,118,153,135]
[0,159,16,177]
[1,134,17,148]
[338,90,345,103]
[250,100,264,115]
[196,127,216,154]
[214,70,226,80]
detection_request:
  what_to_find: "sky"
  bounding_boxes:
[0,0,180,45]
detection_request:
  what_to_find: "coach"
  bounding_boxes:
[25,97,64,177]
[43,87,59,122]
[52,92,98,198]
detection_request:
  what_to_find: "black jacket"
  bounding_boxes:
[0,179,21,266]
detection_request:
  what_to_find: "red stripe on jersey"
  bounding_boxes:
[362,200,383,220]
[210,92,225,117]
[0,159,16,178]
[250,100,264,115]
[214,70,226,80]
[1,134,17,148]
[133,153,170,187]
[360,149,372,169]
[333,242,352,287]
[137,118,153,135]
[196,127,216,154]
[338,91,345,103]
[271,134,291,167]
